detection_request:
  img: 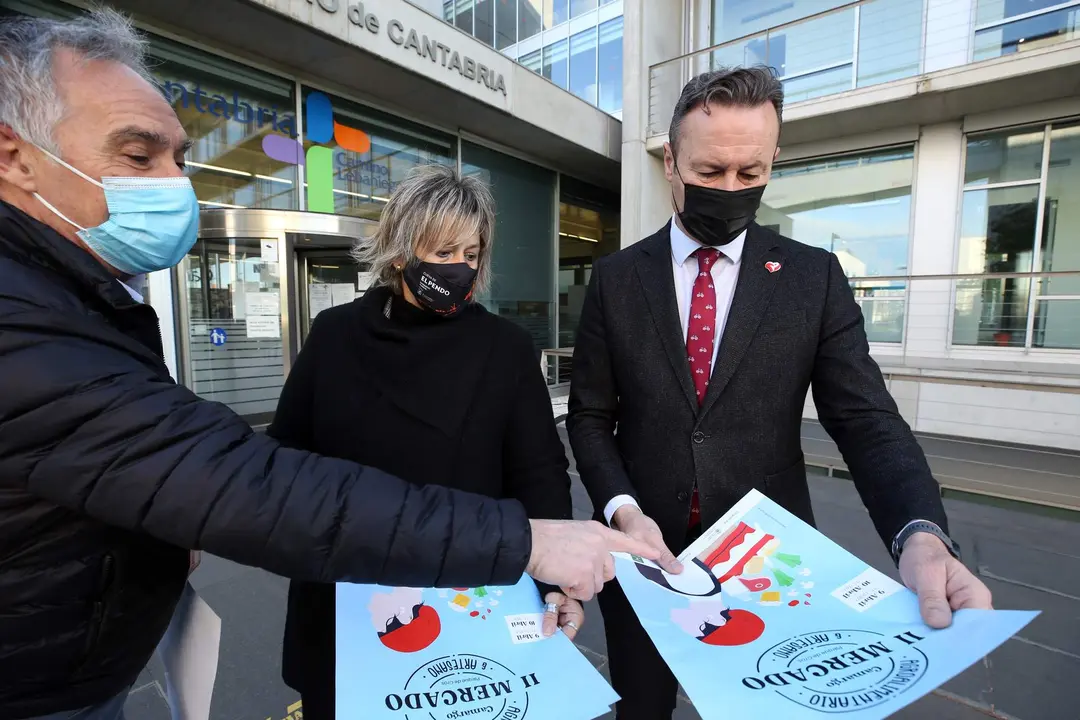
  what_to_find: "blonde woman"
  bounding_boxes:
[268,165,582,718]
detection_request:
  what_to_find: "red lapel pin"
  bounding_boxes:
[765,261,781,273]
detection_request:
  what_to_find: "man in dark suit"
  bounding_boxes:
[567,66,993,719]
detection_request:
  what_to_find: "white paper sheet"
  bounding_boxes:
[309,284,333,318]
[357,271,375,292]
[331,283,356,307]
[260,239,279,263]
[245,315,281,339]
[244,292,280,317]
[158,583,221,720]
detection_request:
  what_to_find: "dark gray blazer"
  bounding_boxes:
[567,221,948,554]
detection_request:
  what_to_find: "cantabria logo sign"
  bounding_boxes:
[261,90,372,213]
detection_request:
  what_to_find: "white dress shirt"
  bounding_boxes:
[603,218,748,526]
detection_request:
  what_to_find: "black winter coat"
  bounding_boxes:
[0,203,532,718]
[268,286,573,702]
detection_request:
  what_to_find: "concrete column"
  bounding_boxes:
[621,0,684,248]
[904,121,965,360]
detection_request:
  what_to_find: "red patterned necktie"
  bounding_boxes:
[686,247,721,529]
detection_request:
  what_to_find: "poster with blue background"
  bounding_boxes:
[614,489,1037,719]
[337,575,618,720]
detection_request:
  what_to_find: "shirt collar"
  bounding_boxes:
[669,214,747,266]
[118,276,145,303]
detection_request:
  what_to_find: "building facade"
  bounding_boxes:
[625,0,1080,451]
[421,0,625,117]
[1,0,621,424]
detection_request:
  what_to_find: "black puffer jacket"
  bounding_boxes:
[0,202,532,718]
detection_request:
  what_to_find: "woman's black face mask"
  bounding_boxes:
[402,261,477,317]
[673,159,766,247]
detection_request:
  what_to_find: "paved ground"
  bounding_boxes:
[126,435,1080,720]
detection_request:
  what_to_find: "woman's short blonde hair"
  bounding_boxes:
[352,164,496,295]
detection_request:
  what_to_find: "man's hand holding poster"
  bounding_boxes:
[614,489,1037,719]
[336,575,618,719]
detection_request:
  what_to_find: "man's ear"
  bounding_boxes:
[0,125,38,194]
[773,146,781,162]
[663,142,675,182]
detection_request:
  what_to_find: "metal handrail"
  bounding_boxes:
[844,270,1080,282]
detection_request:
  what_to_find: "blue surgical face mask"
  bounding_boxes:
[32,147,200,275]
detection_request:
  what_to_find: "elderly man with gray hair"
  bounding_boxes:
[0,9,656,719]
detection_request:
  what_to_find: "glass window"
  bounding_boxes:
[953,275,1032,348]
[782,66,853,104]
[149,39,299,211]
[455,0,474,34]
[770,8,855,85]
[760,149,916,343]
[462,142,557,352]
[180,237,285,422]
[443,0,454,22]
[712,0,850,45]
[551,0,569,26]
[955,122,1080,350]
[300,89,455,220]
[519,0,542,41]
[543,38,570,90]
[597,17,623,114]
[496,0,517,49]
[710,36,768,71]
[571,0,597,18]
[558,176,619,363]
[474,0,494,46]
[1041,123,1080,273]
[974,0,1080,61]
[569,28,598,104]
[856,0,922,87]
[964,128,1044,186]
[958,185,1038,275]
[521,49,543,74]
[1036,123,1080,349]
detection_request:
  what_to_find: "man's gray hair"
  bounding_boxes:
[669,66,784,156]
[353,164,496,296]
[0,6,151,153]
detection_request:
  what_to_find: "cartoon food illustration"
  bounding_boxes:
[447,587,500,619]
[368,587,441,653]
[740,577,771,593]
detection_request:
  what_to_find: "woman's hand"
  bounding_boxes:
[543,591,585,640]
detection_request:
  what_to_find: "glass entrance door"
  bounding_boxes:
[294,242,372,345]
[177,209,376,426]
[179,236,285,426]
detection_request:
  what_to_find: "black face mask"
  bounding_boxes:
[674,163,766,247]
[402,261,477,317]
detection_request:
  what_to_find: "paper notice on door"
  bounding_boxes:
[331,283,355,307]
[157,583,221,720]
[245,315,281,339]
[244,292,279,317]
[309,283,333,319]
[357,271,375,292]
[260,239,278,263]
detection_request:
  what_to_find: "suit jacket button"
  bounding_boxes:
[677,491,688,502]
[692,431,705,444]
